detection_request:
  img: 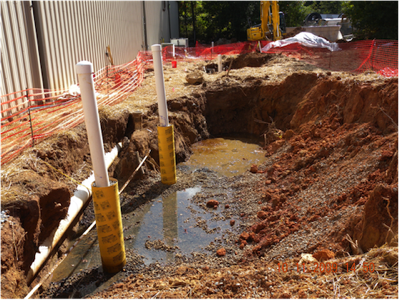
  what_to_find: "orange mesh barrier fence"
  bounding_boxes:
[1,39,397,165]
[165,40,397,77]
[258,39,398,76]
[162,41,259,61]
[1,52,147,165]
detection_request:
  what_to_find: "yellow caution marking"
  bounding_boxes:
[157,125,177,185]
[92,179,126,273]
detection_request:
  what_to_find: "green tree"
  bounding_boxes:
[319,1,342,14]
[342,1,398,40]
[180,1,311,42]
[200,1,261,42]
[302,1,344,15]
[279,1,312,27]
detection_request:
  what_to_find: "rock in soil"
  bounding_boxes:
[1,52,398,299]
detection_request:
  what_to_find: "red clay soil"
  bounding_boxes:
[1,53,398,298]
[92,70,397,298]
[238,77,398,261]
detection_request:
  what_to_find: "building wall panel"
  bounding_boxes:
[1,1,38,117]
[1,0,178,107]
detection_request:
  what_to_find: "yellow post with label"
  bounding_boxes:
[92,179,126,273]
[157,124,177,185]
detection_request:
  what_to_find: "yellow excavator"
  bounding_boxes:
[247,1,286,41]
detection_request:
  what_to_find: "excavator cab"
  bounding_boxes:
[247,1,285,41]
[247,25,265,41]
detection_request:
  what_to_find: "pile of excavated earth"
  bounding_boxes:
[1,52,398,299]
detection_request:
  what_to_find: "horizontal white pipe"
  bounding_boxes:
[76,61,109,188]
[151,44,169,127]
[26,143,121,284]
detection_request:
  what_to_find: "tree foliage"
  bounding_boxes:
[342,1,398,40]
[178,1,398,44]
[178,0,308,42]
[303,1,342,14]
[279,1,312,27]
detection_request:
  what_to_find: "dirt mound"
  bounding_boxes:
[1,52,397,298]
[356,184,398,252]
[230,52,274,69]
[284,26,304,38]
[91,245,398,299]
[291,77,398,133]
[1,172,70,269]
[1,216,30,298]
[0,107,132,295]
[230,75,398,262]
[84,64,400,298]
[205,53,276,72]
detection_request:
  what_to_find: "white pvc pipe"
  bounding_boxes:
[26,143,121,284]
[76,61,109,187]
[218,54,222,73]
[151,44,169,127]
[212,41,214,53]
[172,44,175,59]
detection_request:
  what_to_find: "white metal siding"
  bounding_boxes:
[1,1,40,117]
[1,0,178,103]
[34,1,143,92]
[145,1,172,46]
[169,1,180,39]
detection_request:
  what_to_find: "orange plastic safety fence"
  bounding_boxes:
[1,52,148,165]
[259,39,398,76]
[162,41,260,62]
[161,39,396,76]
[1,40,397,165]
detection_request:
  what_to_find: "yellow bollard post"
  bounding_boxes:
[157,124,177,185]
[92,179,126,273]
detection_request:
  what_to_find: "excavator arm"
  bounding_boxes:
[247,1,283,41]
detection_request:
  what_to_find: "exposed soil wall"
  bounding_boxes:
[0,53,397,298]
[86,72,398,299]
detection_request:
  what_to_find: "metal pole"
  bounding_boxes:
[31,1,49,90]
[167,2,171,41]
[142,1,148,50]
[26,88,34,147]
[371,40,376,71]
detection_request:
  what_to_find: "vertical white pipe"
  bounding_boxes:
[212,41,214,53]
[76,61,109,187]
[218,54,222,73]
[151,44,169,127]
[26,143,121,286]
[172,44,175,58]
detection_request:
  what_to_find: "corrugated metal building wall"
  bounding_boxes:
[1,2,41,98]
[1,1,179,116]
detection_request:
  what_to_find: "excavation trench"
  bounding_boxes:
[43,74,398,298]
[40,82,285,297]
[1,59,397,298]
[38,74,396,299]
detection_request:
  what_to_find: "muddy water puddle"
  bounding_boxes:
[181,135,265,177]
[49,136,263,296]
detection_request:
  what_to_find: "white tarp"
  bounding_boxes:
[261,32,340,53]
